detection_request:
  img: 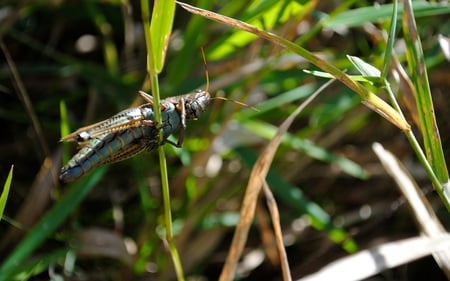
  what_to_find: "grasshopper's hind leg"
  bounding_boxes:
[139,91,154,104]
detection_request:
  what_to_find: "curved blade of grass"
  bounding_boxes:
[150,0,176,73]
[177,1,410,132]
[0,165,14,221]
[219,79,333,281]
[402,0,449,185]
[0,168,106,281]
[261,180,292,280]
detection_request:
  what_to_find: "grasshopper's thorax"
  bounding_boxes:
[184,89,210,120]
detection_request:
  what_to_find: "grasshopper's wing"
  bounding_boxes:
[61,91,156,144]
[60,106,154,143]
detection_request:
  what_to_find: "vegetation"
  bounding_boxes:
[1,0,449,280]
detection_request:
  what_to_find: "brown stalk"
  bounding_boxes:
[218,79,335,281]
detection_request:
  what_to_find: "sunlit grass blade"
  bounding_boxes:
[177,1,410,132]
[324,2,450,28]
[304,69,380,84]
[301,235,450,281]
[401,1,449,184]
[150,0,176,73]
[373,142,450,275]
[438,35,450,61]
[0,165,14,221]
[208,0,305,60]
[347,56,381,78]
[381,0,398,79]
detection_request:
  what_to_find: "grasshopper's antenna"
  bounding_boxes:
[200,47,209,93]
[200,47,258,112]
[212,96,259,112]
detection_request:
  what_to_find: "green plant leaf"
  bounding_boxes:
[324,2,450,28]
[209,0,305,59]
[347,55,381,77]
[402,1,449,184]
[0,165,13,221]
[150,0,176,72]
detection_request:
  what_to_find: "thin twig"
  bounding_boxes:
[262,179,292,281]
[0,40,50,157]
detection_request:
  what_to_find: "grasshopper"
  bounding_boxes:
[59,90,210,183]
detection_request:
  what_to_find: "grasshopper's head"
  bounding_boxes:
[184,89,210,120]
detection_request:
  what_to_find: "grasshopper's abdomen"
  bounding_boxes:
[59,126,156,183]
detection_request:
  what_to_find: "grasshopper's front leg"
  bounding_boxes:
[163,96,186,148]
[176,95,187,147]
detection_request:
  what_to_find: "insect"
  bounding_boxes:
[59,89,210,183]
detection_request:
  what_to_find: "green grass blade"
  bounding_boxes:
[142,0,185,279]
[0,165,14,221]
[402,1,449,184]
[150,0,176,72]
[237,83,316,119]
[208,0,304,60]
[6,249,69,281]
[0,169,106,281]
[240,119,368,180]
[347,55,381,78]
[381,0,398,79]
[59,100,71,165]
[324,2,450,28]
